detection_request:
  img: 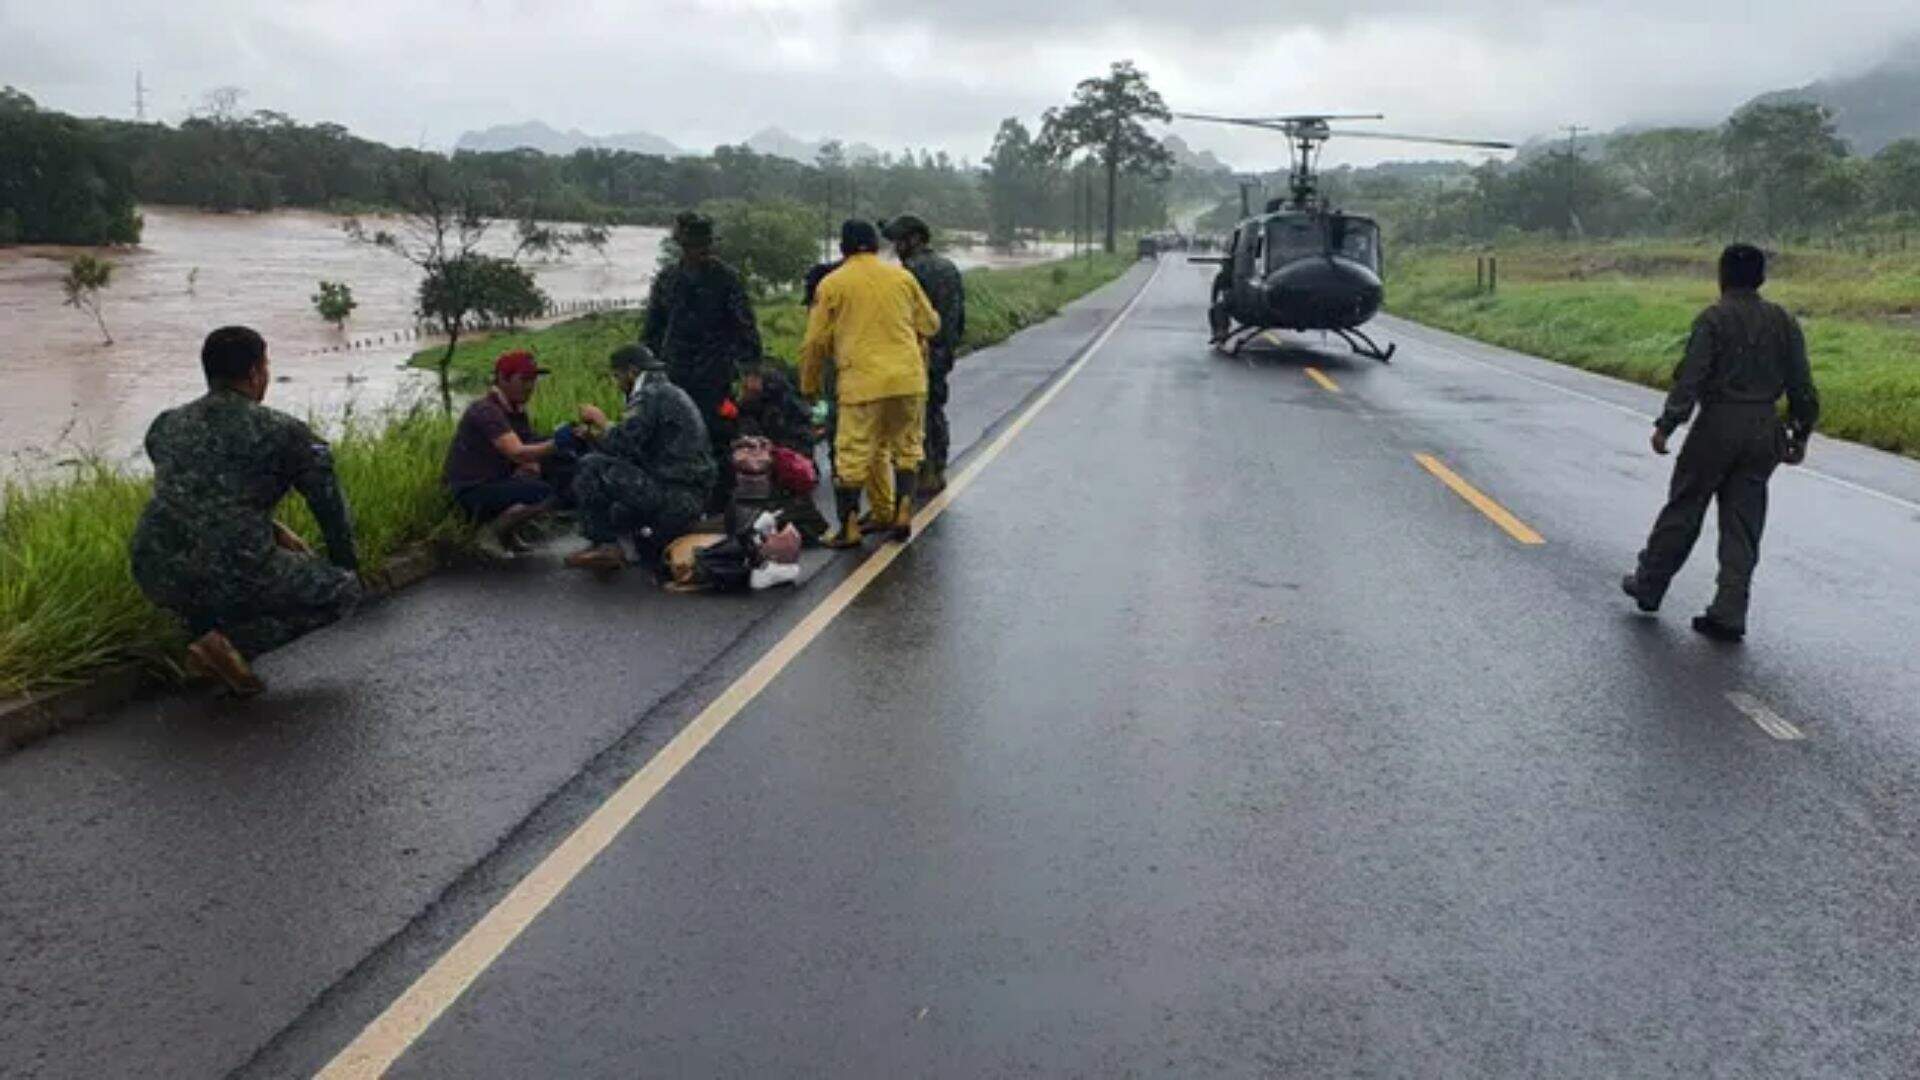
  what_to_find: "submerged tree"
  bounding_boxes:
[61,254,114,344]
[311,280,357,329]
[1040,60,1174,253]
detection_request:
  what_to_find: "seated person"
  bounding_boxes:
[564,345,717,571]
[130,325,362,696]
[442,349,578,554]
[735,358,831,541]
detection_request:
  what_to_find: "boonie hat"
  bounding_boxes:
[881,214,930,242]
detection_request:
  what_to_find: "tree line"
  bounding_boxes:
[1197,101,1920,246]
[2,70,1205,250]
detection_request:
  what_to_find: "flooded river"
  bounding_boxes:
[0,207,1069,478]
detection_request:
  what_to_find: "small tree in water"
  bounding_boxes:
[311,280,357,329]
[62,254,113,344]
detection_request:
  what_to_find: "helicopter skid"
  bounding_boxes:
[1333,325,1396,363]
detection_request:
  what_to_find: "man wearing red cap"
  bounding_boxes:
[441,349,581,555]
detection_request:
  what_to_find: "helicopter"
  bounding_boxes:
[1179,113,1512,361]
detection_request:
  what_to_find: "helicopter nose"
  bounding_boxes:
[1265,261,1384,325]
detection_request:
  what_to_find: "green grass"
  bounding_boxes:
[0,254,1134,698]
[1387,239,1920,457]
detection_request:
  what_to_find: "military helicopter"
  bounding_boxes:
[1180,113,1512,361]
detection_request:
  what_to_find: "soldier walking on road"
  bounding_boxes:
[643,211,762,513]
[884,214,965,496]
[130,326,362,696]
[1622,244,1820,641]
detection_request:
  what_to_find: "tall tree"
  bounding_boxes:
[985,117,1046,244]
[1723,102,1849,236]
[1870,139,1920,214]
[1040,60,1174,252]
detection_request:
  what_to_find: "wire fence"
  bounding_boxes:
[290,296,642,360]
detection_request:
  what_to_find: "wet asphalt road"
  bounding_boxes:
[11,258,1920,1077]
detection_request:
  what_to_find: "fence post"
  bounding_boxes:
[1476,256,1485,293]
[1489,256,1498,295]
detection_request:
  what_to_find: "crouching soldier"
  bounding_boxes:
[564,345,717,571]
[130,326,362,696]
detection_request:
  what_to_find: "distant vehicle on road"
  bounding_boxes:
[1181,113,1511,361]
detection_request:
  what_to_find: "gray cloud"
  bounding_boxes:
[3,0,1916,170]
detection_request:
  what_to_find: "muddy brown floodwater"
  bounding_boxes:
[0,207,1069,480]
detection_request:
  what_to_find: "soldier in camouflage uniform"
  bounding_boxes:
[885,214,966,495]
[130,326,361,695]
[564,344,718,571]
[1622,244,1820,641]
[642,211,762,512]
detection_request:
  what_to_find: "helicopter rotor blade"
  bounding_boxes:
[1324,129,1516,150]
[1172,112,1300,132]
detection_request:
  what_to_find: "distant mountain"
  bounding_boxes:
[1745,45,1920,155]
[455,120,684,157]
[742,127,881,165]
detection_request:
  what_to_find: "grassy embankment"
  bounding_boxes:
[1387,240,1920,457]
[0,254,1133,697]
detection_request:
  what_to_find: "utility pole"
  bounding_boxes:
[1560,124,1587,239]
[133,71,147,122]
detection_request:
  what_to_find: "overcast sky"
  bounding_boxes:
[4,0,1917,171]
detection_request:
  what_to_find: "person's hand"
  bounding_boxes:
[273,521,313,554]
[578,403,609,429]
[1782,438,1809,466]
[1651,428,1671,456]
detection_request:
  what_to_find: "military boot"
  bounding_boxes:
[185,629,265,697]
[888,469,919,543]
[824,486,864,549]
[919,461,947,499]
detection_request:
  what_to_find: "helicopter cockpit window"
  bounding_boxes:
[1265,216,1324,266]
[1336,219,1382,270]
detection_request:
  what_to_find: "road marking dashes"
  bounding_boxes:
[1304,367,1341,393]
[1725,691,1806,741]
[1413,453,1546,545]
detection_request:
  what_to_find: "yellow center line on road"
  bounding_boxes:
[1304,367,1340,393]
[312,260,1164,1080]
[1413,453,1546,545]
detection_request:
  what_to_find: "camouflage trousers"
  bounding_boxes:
[133,545,363,660]
[575,453,706,545]
[924,346,954,477]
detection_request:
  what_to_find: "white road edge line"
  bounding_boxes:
[1388,319,1920,515]
[310,260,1165,1080]
[1725,691,1807,742]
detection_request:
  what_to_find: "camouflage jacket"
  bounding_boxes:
[904,249,965,357]
[1658,289,1821,435]
[642,257,762,394]
[600,375,717,493]
[132,388,358,574]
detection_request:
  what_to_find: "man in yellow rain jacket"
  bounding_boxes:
[800,219,940,547]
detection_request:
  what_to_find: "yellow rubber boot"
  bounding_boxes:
[888,469,919,543]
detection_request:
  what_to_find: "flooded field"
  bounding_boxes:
[0,207,1069,477]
